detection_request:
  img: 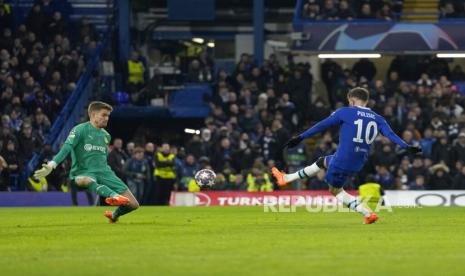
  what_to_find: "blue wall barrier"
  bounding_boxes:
[0,192,92,207]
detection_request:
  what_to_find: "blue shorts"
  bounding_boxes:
[324,155,354,189]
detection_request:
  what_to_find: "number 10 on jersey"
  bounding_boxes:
[353,119,378,144]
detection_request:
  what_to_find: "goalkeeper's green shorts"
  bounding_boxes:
[71,170,128,194]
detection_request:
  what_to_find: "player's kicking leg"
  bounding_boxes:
[104,189,139,223]
[74,176,129,206]
[272,156,378,224]
[271,156,325,186]
[328,186,378,224]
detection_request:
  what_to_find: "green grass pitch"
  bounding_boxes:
[1,206,465,275]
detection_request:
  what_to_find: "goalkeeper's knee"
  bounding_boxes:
[75,176,95,188]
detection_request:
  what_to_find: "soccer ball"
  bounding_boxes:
[194,169,216,187]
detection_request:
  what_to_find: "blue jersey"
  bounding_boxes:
[300,106,408,172]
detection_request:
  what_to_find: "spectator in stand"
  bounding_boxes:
[409,175,427,190]
[419,128,436,158]
[337,0,356,20]
[153,143,177,205]
[124,147,149,203]
[177,154,198,191]
[302,0,321,20]
[18,123,42,160]
[377,3,395,20]
[31,109,51,139]
[452,166,465,189]
[432,130,452,165]
[352,58,377,82]
[225,174,246,190]
[321,0,338,20]
[288,69,311,121]
[26,4,46,38]
[407,156,429,184]
[2,140,21,190]
[126,51,146,96]
[187,59,212,83]
[46,11,66,41]
[417,73,433,87]
[0,152,7,191]
[1,126,17,147]
[440,2,461,18]
[374,165,394,189]
[429,163,452,190]
[452,132,465,164]
[358,3,375,19]
[246,168,273,192]
[107,138,128,182]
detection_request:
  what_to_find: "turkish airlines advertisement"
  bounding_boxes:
[170,191,355,207]
[170,191,465,207]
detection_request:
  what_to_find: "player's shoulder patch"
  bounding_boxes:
[331,107,346,116]
[68,128,76,138]
[70,122,89,137]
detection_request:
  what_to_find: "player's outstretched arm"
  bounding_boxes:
[34,143,73,179]
[379,118,421,154]
[34,127,79,179]
[284,109,342,149]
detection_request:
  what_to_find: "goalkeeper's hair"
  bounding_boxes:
[88,101,113,115]
[347,87,369,102]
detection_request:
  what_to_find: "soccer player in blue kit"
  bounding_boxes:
[272,87,421,224]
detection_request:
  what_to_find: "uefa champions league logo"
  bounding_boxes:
[318,23,458,51]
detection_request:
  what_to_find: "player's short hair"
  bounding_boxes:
[88,101,113,115]
[347,87,369,102]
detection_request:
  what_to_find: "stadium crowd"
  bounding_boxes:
[301,0,465,20]
[178,53,465,193]
[301,0,402,20]
[440,0,465,19]
[0,1,98,191]
[85,52,465,206]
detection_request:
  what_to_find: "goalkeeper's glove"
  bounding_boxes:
[33,161,57,179]
[283,136,303,149]
[407,145,422,154]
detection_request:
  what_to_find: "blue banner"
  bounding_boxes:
[294,22,465,51]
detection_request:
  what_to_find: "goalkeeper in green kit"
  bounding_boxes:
[34,101,139,223]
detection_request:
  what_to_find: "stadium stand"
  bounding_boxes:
[301,0,402,21]
[0,0,107,191]
[2,0,465,197]
[300,0,465,22]
[108,48,465,196]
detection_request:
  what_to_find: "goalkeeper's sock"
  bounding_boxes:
[112,205,133,219]
[335,190,371,216]
[88,182,118,198]
[283,163,321,183]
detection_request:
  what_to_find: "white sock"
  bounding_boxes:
[283,163,321,183]
[335,190,371,216]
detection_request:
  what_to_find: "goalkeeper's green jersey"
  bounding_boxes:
[52,122,112,178]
